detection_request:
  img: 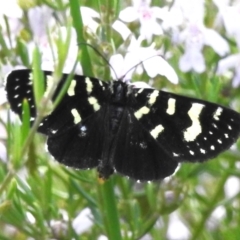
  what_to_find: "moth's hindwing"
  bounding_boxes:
[111,108,178,181]
[133,88,240,162]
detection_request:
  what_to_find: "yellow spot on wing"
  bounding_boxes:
[88,96,100,111]
[148,90,159,106]
[150,125,164,139]
[134,106,150,119]
[68,80,76,96]
[71,108,81,124]
[86,77,93,93]
[166,98,176,115]
[184,103,204,142]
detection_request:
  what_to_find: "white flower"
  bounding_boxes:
[0,0,22,48]
[28,5,55,42]
[80,6,100,33]
[0,0,22,34]
[119,0,166,42]
[110,36,178,84]
[28,26,82,74]
[217,53,240,87]
[213,1,240,48]
[72,208,93,235]
[162,0,229,73]
[179,22,229,73]
[167,212,190,240]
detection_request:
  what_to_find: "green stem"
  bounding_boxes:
[99,179,122,240]
[69,0,93,76]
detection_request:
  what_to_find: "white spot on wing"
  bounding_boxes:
[184,103,204,142]
[224,133,229,138]
[213,107,223,121]
[200,148,206,154]
[211,145,215,150]
[189,150,194,155]
[67,80,76,96]
[71,108,81,124]
[173,152,179,157]
[51,129,58,134]
[166,98,176,115]
[150,125,164,139]
[134,106,150,119]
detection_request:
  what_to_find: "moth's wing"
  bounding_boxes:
[46,108,107,169]
[5,69,41,120]
[38,73,108,135]
[132,88,240,162]
[5,69,108,136]
[112,109,178,181]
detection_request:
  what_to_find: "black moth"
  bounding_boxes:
[5,69,240,181]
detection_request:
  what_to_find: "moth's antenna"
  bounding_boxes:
[121,54,162,81]
[78,42,118,80]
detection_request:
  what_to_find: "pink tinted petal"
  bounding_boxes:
[204,29,229,56]
[119,7,138,22]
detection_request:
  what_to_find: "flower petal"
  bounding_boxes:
[217,53,240,74]
[203,28,229,56]
[119,7,138,22]
[143,56,178,83]
[112,20,131,40]
[72,208,93,235]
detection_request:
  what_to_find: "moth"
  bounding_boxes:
[5,69,240,181]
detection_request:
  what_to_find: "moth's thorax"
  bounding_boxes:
[109,81,132,105]
[108,81,132,134]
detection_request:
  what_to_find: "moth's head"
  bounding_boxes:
[109,81,129,104]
